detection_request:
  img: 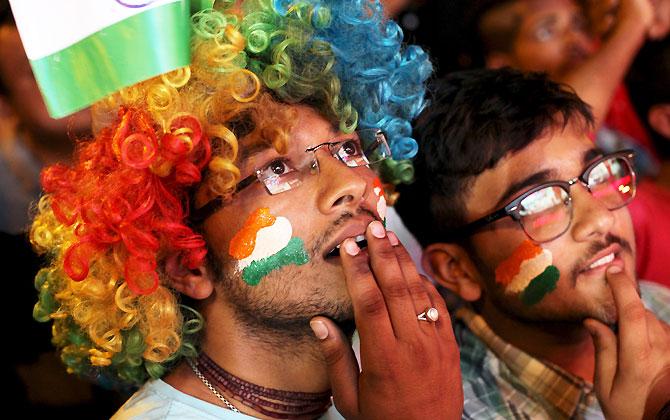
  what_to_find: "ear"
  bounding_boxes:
[485,51,514,70]
[164,253,214,300]
[648,104,670,140]
[422,243,482,302]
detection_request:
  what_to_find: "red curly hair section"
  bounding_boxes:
[41,107,211,295]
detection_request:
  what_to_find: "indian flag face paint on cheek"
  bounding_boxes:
[495,240,560,306]
[229,208,309,286]
[373,177,387,223]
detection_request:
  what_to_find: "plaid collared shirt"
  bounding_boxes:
[456,281,670,420]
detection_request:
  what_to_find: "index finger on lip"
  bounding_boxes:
[366,222,429,340]
[339,237,395,345]
[606,267,649,352]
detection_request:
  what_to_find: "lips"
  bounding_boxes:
[579,244,622,274]
[322,218,374,259]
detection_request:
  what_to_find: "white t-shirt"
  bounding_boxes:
[112,379,344,420]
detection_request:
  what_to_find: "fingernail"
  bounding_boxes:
[583,320,598,338]
[343,239,360,256]
[369,220,386,238]
[310,320,328,340]
[607,265,623,274]
[388,231,399,246]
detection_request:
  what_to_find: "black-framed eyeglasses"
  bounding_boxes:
[191,128,390,223]
[457,150,636,243]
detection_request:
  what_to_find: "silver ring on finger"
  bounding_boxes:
[417,307,439,323]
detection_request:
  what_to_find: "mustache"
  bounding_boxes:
[569,233,633,281]
[310,207,378,258]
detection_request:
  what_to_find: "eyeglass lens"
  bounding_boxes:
[517,155,634,242]
[258,129,389,195]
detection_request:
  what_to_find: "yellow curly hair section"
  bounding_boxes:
[30,6,298,386]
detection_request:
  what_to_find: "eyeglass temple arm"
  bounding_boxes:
[455,207,512,237]
[363,130,386,153]
[189,172,259,224]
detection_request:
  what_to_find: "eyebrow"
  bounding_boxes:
[494,169,556,209]
[493,147,604,209]
[583,147,603,165]
[240,143,276,161]
[238,122,342,161]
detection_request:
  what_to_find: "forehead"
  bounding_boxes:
[239,105,341,169]
[464,122,593,221]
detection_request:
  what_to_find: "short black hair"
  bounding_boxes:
[627,37,670,157]
[395,68,593,246]
[0,1,11,25]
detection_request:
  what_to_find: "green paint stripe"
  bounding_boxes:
[520,265,560,306]
[29,1,190,118]
[242,237,310,286]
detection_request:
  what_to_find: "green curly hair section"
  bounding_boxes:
[34,265,203,388]
[190,0,357,133]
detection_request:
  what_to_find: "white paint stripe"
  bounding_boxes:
[506,249,553,294]
[10,0,180,59]
[238,217,292,270]
[377,195,387,221]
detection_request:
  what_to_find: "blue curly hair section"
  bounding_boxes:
[274,0,432,182]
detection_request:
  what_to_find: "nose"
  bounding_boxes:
[314,151,369,214]
[570,183,615,242]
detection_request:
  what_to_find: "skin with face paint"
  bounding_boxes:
[373,177,387,222]
[161,105,464,420]
[426,120,637,384]
[229,208,309,286]
[198,106,383,327]
[468,122,635,324]
[162,105,383,408]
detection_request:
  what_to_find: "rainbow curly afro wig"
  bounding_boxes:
[30,0,431,388]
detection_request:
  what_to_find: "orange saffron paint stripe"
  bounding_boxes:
[229,208,276,260]
[495,240,543,286]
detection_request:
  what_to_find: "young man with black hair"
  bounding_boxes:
[396,68,670,419]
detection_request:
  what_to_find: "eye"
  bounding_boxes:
[534,25,555,42]
[270,159,287,175]
[340,140,363,157]
[258,158,295,178]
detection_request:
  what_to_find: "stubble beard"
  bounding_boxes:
[479,233,634,326]
[203,207,378,348]
[207,250,355,349]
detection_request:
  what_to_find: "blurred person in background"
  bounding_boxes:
[0,2,123,418]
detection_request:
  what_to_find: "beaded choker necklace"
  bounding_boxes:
[194,352,332,419]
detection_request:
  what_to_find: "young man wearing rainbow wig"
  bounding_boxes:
[28,1,463,418]
[396,68,670,419]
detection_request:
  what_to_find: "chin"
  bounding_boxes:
[590,301,618,325]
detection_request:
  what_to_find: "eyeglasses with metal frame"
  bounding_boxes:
[456,150,636,243]
[191,128,391,223]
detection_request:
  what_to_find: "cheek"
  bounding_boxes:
[494,240,560,306]
[227,207,310,286]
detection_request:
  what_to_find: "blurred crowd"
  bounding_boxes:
[2,0,669,418]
